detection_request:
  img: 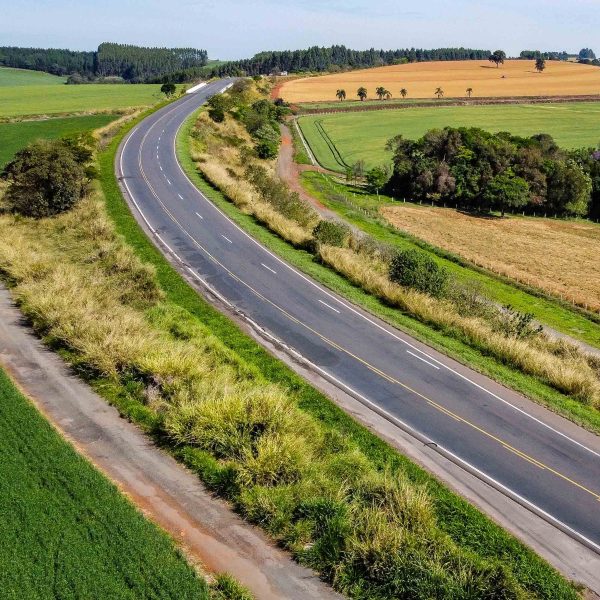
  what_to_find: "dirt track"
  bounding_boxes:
[0,285,342,600]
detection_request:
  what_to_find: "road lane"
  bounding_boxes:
[118,82,600,553]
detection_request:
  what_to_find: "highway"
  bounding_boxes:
[117,80,600,556]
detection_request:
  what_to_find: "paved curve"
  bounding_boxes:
[118,81,600,555]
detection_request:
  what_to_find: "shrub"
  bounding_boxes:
[2,140,89,218]
[256,139,279,159]
[389,249,449,297]
[312,220,350,248]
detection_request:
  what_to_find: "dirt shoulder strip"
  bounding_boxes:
[0,285,342,600]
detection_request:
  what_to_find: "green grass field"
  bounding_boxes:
[0,114,118,167]
[299,102,600,171]
[0,367,209,599]
[0,83,165,118]
[0,66,66,86]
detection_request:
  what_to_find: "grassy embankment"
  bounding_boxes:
[0,367,211,599]
[300,171,600,347]
[298,103,600,171]
[0,99,579,597]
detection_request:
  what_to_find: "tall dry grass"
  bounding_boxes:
[319,245,600,407]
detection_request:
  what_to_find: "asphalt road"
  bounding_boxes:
[118,80,600,554]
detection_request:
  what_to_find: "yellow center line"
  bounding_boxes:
[135,122,600,504]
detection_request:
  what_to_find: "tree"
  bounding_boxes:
[335,88,346,101]
[535,58,546,73]
[384,89,392,100]
[489,50,506,68]
[400,88,408,98]
[579,48,596,60]
[546,159,592,216]
[2,139,89,218]
[161,82,177,97]
[375,86,386,100]
[466,87,473,97]
[483,170,530,216]
[207,93,232,122]
[434,87,444,99]
[357,86,368,101]
[366,166,389,195]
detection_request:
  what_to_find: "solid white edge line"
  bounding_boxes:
[261,263,277,275]
[318,299,341,314]
[117,96,600,556]
[407,350,440,370]
[170,112,600,461]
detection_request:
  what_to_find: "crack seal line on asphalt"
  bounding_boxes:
[132,114,600,507]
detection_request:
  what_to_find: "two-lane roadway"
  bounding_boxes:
[117,80,600,558]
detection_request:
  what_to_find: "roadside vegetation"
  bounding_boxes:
[0,88,578,598]
[0,367,211,599]
[300,171,600,348]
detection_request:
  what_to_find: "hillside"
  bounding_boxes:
[280,59,600,102]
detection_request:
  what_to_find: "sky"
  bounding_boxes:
[1,0,598,60]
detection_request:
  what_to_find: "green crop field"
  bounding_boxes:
[299,102,600,171]
[0,66,66,86]
[0,114,118,167]
[0,83,165,117]
[0,367,209,599]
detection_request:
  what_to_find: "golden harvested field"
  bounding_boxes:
[380,205,600,312]
[280,60,600,102]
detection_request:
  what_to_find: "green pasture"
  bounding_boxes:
[0,114,118,167]
[0,83,165,117]
[0,66,66,86]
[0,367,209,599]
[299,102,600,171]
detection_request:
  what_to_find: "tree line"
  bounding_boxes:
[0,43,208,82]
[0,46,97,77]
[201,45,492,78]
[520,48,599,66]
[383,127,600,219]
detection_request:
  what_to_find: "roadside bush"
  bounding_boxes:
[1,139,91,218]
[312,220,350,248]
[389,249,449,297]
[493,306,543,340]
